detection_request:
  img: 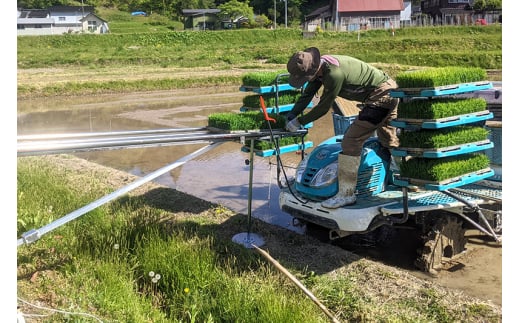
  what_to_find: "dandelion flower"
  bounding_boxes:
[184,287,190,293]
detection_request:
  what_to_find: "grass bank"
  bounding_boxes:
[17,155,502,322]
[17,25,501,98]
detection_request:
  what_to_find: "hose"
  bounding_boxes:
[259,95,310,205]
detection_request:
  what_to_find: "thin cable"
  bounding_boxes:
[265,123,309,204]
[258,95,310,205]
[18,297,104,322]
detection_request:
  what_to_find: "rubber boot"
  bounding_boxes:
[321,154,361,209]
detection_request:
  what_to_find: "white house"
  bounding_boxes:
[17,5,109,36]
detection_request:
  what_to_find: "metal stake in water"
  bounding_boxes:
[232,138,265,248]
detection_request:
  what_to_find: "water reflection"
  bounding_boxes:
[17,89,336,234]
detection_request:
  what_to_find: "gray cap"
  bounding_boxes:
[287,47,321,88]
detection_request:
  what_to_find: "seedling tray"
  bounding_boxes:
[390,81,493,98]
[390,111,493,129]
[239,84,297,94]
[381,181,501,215]
[241,141,313,157]
[392,140,493,158]
[393,168,495,191]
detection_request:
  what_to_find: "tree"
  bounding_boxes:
[473,0,502,11]
[217,0,253,22]
[18,0,65,9]
[253,13,270,28]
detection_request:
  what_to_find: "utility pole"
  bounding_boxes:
[335,0,339,31]
[285,0,287,28]
[80,0,85,31]
[274,0,276,29]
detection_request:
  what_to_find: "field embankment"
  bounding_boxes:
[17,25,501,99]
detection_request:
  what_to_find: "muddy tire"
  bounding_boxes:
[415,213,467,274]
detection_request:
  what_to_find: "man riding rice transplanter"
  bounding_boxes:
[285,47,400,209]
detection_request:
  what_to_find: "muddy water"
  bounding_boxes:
[17,87,502,306]
[18,87,336,234]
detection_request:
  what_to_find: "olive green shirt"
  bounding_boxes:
[292,55,390,125]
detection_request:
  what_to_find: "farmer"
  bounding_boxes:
[285,47,399,208]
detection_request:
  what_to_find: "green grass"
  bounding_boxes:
[17,156,502,322]
[17,14,501,98]
[17,75,242,98]
[18,24,502,71]
[17,157,325,322]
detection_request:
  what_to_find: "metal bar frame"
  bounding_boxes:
[17,127,308,247]
[18,142,223,247]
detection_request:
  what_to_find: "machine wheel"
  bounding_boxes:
[414,213,467,274]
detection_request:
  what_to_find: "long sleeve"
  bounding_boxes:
[298,72,342,125]
[289,81,321,120]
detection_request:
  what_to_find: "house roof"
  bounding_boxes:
[48,5,95,13]
[305,5,331,19]
[80,13,107,23]
[18,9,49,18]
[182,9,220,16]
[338,0,404,13]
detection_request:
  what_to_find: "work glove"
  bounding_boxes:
[285,118,301,132]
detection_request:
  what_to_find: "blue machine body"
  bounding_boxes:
[295,135,390,201]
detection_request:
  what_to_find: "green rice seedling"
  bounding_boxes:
[397,97,487,119]
[242,91,301,109]
[399,154,490,182]
[254,136,303,150]
[207,112,257,130]
[207,111,286,131]
[396,67,487,88]
[398,126,490,148]
[241,70,289,87]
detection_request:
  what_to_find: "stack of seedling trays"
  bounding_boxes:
[237,70,313,157]
[239,70,313,113]
[389,67,495,191]
[206,71,314,157]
